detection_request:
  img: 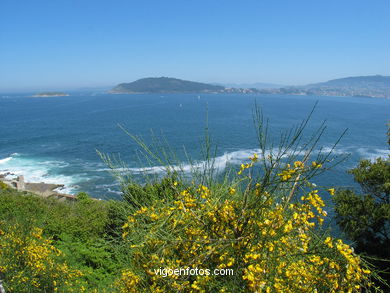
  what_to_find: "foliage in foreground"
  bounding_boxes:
[333,154,390,286]
[0,188,129,292]
[0,111,386,292]
[0,163,381,292]
[0,224,84,292]
[117,156,375,292]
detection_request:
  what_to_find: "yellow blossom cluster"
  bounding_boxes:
[0,181,9,190]
[0,224,85,292]
[276,160,324,182]
[249,153,259,162]
[276,161,305,181]
[236,153,261,175]
[312,161,322,169]
[118,155,373,292]
[115,270,141,293]
[238,162,254,175]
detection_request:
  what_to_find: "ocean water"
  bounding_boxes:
[0,92,389,201]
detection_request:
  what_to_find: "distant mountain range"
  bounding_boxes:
[275,75,390,98]
[110,75,390,98]
[307,75,390,88]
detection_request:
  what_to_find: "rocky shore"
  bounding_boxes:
[0,173,77,201]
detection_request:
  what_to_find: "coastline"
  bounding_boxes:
[0,172,77,201]
[31,94,70,98]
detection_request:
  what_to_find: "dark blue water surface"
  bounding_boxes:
[0,93,389,203]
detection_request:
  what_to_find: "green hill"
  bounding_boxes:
[307,75,390,89]
[110,77,225,94]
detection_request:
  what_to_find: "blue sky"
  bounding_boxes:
[1,0,389,91]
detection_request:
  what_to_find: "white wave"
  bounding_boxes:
[0,157,12,164]
[99,145,357,176]
[107,188,122,195]
[100,147,293,175]
[97,145,390,174]
[128,165,167,174]
[97,150,258,174]
[0,153,21,165]
[95,183,121,188]
[356,147,390,161]
[315,146,350,155]
[0,154,82,194]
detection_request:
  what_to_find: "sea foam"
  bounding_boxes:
[99,145,389,176]
[99,147,330,175]
[0,153,80,194]
[0,157,12,164]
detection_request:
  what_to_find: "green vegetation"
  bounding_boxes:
[0,112,388,292]
[110,77,225,94]
[309,75,390,88]
[0,188,129,292]
[333,132,390,288]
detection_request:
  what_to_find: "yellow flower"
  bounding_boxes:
[312,161,322,168]
[324,237,333,248]
[277,169,296,181]
[150,213,159,221]
[294,161,304,169]
[229,187,236,195]
[237,162,253,175]
[250,153,258,162]
[327,188,335,196]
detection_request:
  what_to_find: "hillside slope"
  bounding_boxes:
[111,77,225,94]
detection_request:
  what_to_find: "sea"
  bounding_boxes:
[0,92,389,205]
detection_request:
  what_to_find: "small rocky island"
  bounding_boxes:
[33,91,69,97]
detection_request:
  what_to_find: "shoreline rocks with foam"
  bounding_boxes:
[0,173,77,201]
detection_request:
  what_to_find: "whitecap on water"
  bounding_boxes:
[0,157,12,164]
[356,147,389,161]
[99,145,388,176]
[0,153,82,194]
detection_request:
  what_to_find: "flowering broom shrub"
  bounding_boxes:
[0,223,86,292]
[117,154,376,292]
[106,108,384,292]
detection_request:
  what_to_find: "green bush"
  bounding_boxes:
[0,223,86,292]
[333,156,390,287]
[0,189,127,291]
